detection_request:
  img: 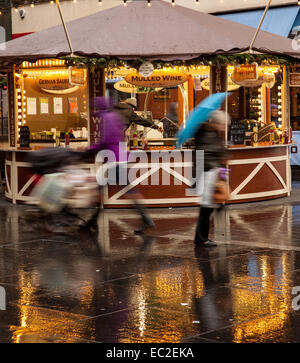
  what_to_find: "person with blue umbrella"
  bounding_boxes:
[177,93,230,248]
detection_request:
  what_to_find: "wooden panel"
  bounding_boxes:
[238,163,285,195]
[228,146,287,160]
[228,193,288,204]
[17,167,38,195]
[229,163,259,191]
[16,151,31,162]
[5,152,12,161]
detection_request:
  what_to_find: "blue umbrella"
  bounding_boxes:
[177,92,229,146]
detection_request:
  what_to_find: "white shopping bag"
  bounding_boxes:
[31,173,72,213]
[63,169,99,209]
[196,168,219,208]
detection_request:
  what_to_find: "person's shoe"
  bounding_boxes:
[203,240,217,248]
[194,239,217,248]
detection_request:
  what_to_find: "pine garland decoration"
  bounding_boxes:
[62,53,293,70]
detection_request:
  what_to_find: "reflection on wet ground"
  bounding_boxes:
[2,193,300,343]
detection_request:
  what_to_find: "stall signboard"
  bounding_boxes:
[125,70,189,88]
[114,80,162,94]
[201,76,240,91]
[89,67,105,145]
[290,73,300,87]
[232,64,258,83]
[36,73,79,94]
[231,64,264,87]
[211,65,228,94]
[68,67,86,87]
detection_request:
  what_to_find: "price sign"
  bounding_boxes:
[230,122,245,145]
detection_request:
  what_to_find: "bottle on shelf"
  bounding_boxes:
[284,128,289,144]
[252,126,258,147]
[141,132,148,150]
[65,132,70,148]
[133,131,138,150]
[270,125,275,145]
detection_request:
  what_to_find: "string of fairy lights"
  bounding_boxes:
[0,0,298,16]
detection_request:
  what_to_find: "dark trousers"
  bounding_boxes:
[194,207,214,244]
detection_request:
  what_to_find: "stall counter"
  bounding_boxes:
[4,144,291,206]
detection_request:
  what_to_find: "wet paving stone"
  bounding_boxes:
[196,311,300,343]
[0,329,98,343]
[7,280,149,317]
[0,255,136,292]
[36,307,207,343]
[0,303,90,343]
[1,196,300,342]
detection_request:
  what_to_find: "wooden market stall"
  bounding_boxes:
[0,0,299,206]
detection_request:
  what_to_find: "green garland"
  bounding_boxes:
[63,53,293,70]
[0,78,7,88]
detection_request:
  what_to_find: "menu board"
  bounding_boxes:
[19,126,30,148]
[229,122,245,145]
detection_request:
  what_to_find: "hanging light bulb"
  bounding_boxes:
[14,6,18,12]
[147,0,151,7]
[196,0,200,4]
[30,1,35,8]
[98,0,102,5]
[73,0,77,3]
[171,0,175,6]
[123,0,127,6]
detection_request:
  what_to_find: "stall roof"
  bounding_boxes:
[0,0,300,63]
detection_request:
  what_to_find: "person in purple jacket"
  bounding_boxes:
[88,97,155,235]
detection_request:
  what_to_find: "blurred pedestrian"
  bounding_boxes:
[89,97,155,234]
[194,111,230,248]
[162,102,179,138]
[271,104,280,128]
[114,98,161,131]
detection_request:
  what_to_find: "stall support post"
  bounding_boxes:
[7,69,16,149]
[178,84,188,128]
[265,86,271,124]
[283,66,292,195]
[261,83,267,125]
[55,0,74,57]
[282,66,290,140]
[249,0,272,53]
[188,75,194,113]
